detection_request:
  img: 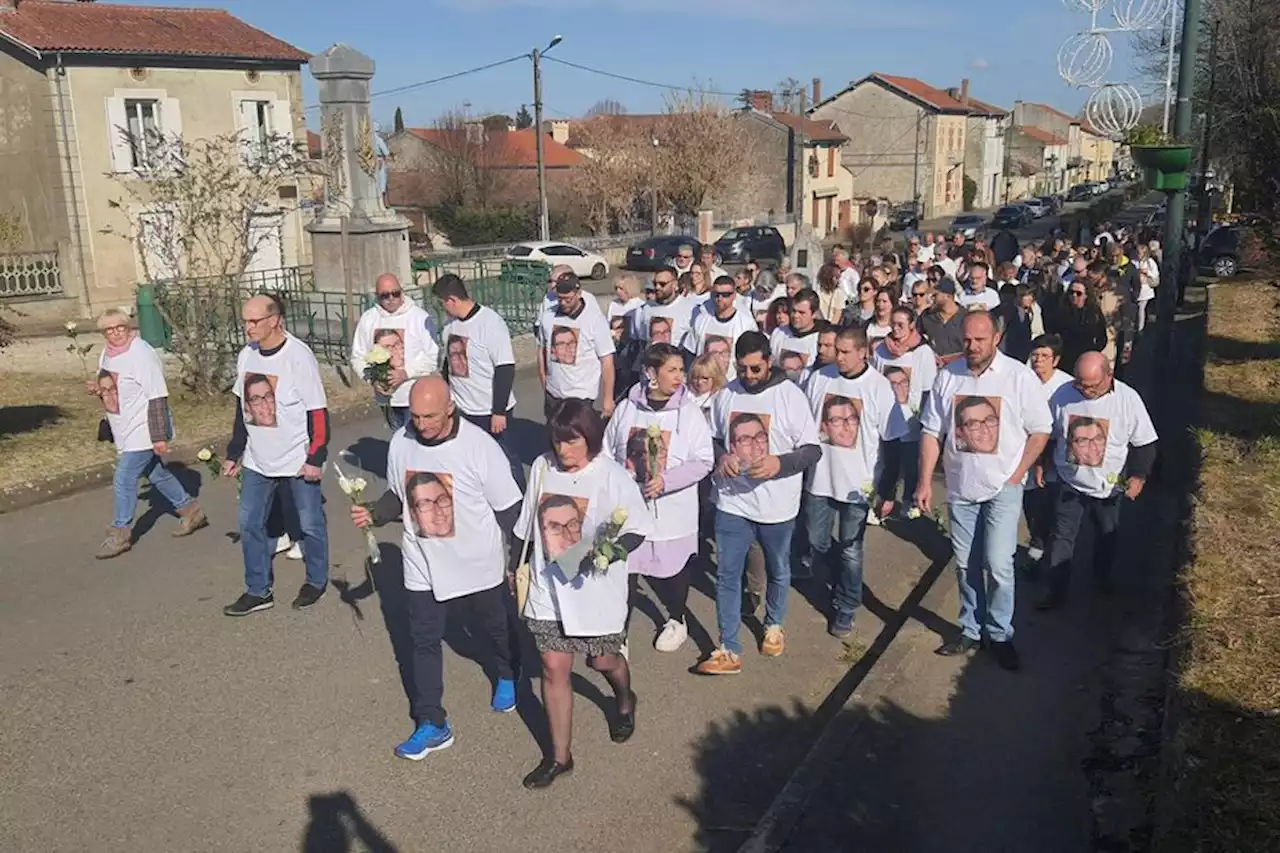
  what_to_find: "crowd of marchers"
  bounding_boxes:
[82,219,1158,791]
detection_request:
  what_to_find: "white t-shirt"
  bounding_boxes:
[539,301,615,401]
[684,309,758,382]
[865,321,892,351]
[959,287,1001,312]
[603,393,714,541]
[349,303,439,408]
[1049,379,1157,499]
[98,337,169,453]
[710,378,820,523]
[1137,257,1159,302]
[872,340,938,442]
[234,334,328,477]
[441,304,517,416]
[638,295,695,347]
[769,326,821,386]
[1026,368,1073,488]
[920,350,1053,503]
[516,453,652,636]
[535,290,602,341]
[689,292,751,327]
[608,297,646,339]
[387,418,522,600]
[838,266,861,300]
[804,365,901,504]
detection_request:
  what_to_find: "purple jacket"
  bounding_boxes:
[626,382,712,494]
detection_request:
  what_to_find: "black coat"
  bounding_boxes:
[1050,303,1107,369]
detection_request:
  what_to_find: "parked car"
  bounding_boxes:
[1197,224,1241,277]
[888,203,920,231]
[1037,195,1062,215]
[1067,183,1094,202]
[1020,198,1048,219]
[623,235,704,272]
[713,225,787,265]
[506,241,609,279]
[948,213,988,240]
[992,205,1031,230]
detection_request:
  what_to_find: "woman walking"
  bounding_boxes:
[1050,279,1108,371]
[864,287,895,350]
[1135,242,1159,333]
[605,344,715,652]
[815,262,847,323]
[512,400,652,789]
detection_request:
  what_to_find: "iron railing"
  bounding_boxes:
[0,250,62,298]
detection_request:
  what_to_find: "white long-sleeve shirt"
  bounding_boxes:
[350,301,440,407]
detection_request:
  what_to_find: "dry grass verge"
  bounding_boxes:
[1167,280,1280,851]
[0,368,368,491]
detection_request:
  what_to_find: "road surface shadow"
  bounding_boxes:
[301,791,399,852]
[0,403,64,438]
[132,462,203,541]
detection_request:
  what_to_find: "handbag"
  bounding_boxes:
[514,457,545,614]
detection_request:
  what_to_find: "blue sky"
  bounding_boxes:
[133,0,1143,128]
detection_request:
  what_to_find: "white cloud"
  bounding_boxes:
[436,0,924,26]
[969,58,990,70]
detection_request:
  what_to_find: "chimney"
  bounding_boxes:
[960,78,970,106]
[747,90,773,113]
[812,77,822,106]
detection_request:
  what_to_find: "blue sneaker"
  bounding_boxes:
[828,611,854,639]
[491,678,517,714]
[394,721,454,761]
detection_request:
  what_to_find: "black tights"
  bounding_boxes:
[540,650,633,763]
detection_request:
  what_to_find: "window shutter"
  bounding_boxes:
[271,99,296,159]
[237,100,257,163]
[160,97,182,142]
[105,96,132,173]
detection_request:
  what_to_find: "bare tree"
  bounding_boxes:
[419,109,513,209]
[570,116,649,234]
[653,90,769,217]
[585,99,628,117]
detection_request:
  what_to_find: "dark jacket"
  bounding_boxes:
[1050,302,1108,369]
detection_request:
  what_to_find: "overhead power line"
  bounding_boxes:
[542,56,741,98]
[303,53,529,112]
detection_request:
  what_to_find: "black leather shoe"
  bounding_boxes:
[988,640,1021,672]
[934,635,980,657]
[610,693,637,744]
[523,756,574,790]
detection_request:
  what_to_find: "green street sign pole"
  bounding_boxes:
[1153,0,1203,362]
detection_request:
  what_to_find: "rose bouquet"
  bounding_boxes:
[585,507,630,578]
[363,345,392,395]
[334,462,381,567]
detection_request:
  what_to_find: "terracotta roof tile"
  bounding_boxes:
[871,73,971,112]
[964,96,1008,117]
[769,111,846,143]
[0,0,308,62]
[1019,126,1069,146]
[405,127,583,169]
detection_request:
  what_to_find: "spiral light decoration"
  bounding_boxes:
[1112,0,1169,30]
[1061,0,1108,12]
[1085,83,1144,136]
[1058,32,1114,88]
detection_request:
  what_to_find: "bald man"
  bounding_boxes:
[917,310,1052,671]
[351,272,440,431]
[352,374,525,759]
[224,293,332,617]
[1035,351,1157,610]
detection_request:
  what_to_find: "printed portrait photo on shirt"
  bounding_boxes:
[373,328,406,370]
[820,393,862,449]
[609,316,627,344]
[704,334,732,375]
[446,334,469,378]
[728,411,772,465]
[1066,414,1110,467]
[953,394,1002,454]
[97,369,121,415]
[406,471,456,539]
[538,493,589,561]
[779,348,808,383]
[549,325,580,365]
[884,365,913,406]
[624,425,670,485]
[242,372,280,428]
[649,315,673,345]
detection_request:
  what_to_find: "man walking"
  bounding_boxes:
[686,275,759,382]
[769,288,821,385]
[352,376,524,759]
[872,305,937,516]
[638,266,694,347]
[433,273,524,489]
[959,261,1000,312]
[351,273,439,430]
[696,331,820,674]
[919,278,965,367]
[223,295,331,616]
[538,271,615,420]
[1036,352,1157,610]
[916,312,1052,670]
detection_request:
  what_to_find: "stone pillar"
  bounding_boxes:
[306,44,412,294]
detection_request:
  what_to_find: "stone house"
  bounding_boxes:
[1011,101,1115,189]
[954,91,1009,210]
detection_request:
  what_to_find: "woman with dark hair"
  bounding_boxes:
[864,287,895,349]
[511,399,652,789]
[604,343,714,653]
[1049,278,1108,371]
[764,296,791,335]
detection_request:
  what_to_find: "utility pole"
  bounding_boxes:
[1196,20,1220,237]
[911,109,922,217]
[1153,0,1202,361]
[531,35,562,242]
[795,86,808,230]
[1160,0,1177,135]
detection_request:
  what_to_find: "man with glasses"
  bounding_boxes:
[919,278,965,367]
[1035,351,1156,611]
[351,273,440,430]
[696,331,821,674]
[916,312,1052,671]
[685,275,758,382]
[909,280,934,314]
[960,261,1001,312]
[538,271,616,420]
[349,375,525,759]
[638,265,694,348]
[223,295,331,617]
[673,243,696,276]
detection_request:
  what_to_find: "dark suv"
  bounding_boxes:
[624,236,704,271]
[1197,225,1242,277]
[712,226,786,265]
[888,204,919,230]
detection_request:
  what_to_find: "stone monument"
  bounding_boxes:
[306,44,412,296]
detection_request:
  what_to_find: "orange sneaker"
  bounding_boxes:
[761,625,786,657]
[694,647,742,675]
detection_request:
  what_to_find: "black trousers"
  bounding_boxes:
[459,409,526,492]
[1022,482,1058,553]
[407,583,518,727]
[1044,486,1122,599]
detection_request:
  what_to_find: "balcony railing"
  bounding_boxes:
[0,250,63,299]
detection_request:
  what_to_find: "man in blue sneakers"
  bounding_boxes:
[352,376,524,759]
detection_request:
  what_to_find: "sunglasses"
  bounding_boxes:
[713,291,735,299]
[1070,290,1087,297]
[377,290,402,300]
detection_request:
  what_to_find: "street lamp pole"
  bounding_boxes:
[532,35,562,242]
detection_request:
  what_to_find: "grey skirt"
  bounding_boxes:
[525,618,626,657]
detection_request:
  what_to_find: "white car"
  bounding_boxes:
[506,241,610,280]
[1020,198,1048,219]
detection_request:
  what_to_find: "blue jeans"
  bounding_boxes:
[805,496,869,617]
[386,406,410,431]
[714,509,795,655]
[113,449,192,529]
[238,467,329,597]
[947,483,1024,642]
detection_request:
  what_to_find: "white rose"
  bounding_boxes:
[906,507,922,519]
[646,423,662,438]
[351,477,368,492]
[196,448,213,462]
[611,507,629,526]
[365,345,391,365]
[593,554,610,571]
[64,321,78,333]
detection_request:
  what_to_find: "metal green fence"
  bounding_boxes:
[411,257,549,334]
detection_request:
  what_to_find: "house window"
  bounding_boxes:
[125,99,161,169]
[236,96,295,164]
[827,147,835,178]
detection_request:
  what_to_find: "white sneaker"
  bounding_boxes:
[654,618,688,653]
[286,542,303,561]
[866,509,882,527]
[273,534,293,555]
